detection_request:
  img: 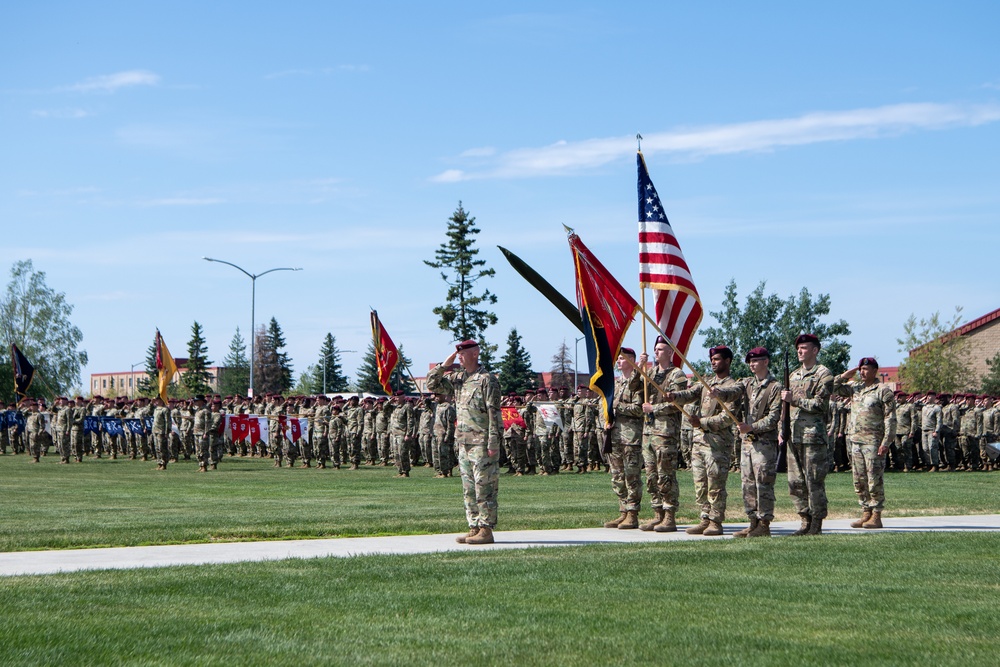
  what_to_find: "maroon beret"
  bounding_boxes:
[620,347,636,357]
[795,333,821,348]
[456,339,479,351]
[745,346,770,363]
[858,357,879,369]
[708,345,733,360]
[654,335,670,347]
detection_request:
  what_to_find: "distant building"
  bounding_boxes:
[89,359,227,398]
[907,307,1000,390]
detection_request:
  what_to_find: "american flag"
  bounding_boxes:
[637,152,702,368]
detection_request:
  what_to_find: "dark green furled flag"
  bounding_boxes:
[11,344,35,398]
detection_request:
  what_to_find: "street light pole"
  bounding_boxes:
[574,335,585,390]
[203,258,302,398]
[129,361,144,399]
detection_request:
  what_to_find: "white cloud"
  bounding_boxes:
[32,108,90,119]
[64,70,160,93]
[432,102,1000,181]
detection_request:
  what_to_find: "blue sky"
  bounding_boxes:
[3,2,999,391]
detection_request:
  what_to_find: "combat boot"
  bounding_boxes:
[862,511,883,529]
[734,516,759,538]
[466,526,494,545]
[654,509,677,533]
[851,509,873,528]
[686,517,710,535]
[618,510,639,530]
[455,526,480,544]
[640,509,665,531]
[604,511,627,528]
[702,519,724,536]
[790,514,811,536]
[806,517,823,535]
[747,519,771,538]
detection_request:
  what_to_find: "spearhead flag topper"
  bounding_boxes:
[637,152,703,368]
[370,310,400,396]
[11,344,35,399]
[155,330,178,403]
[568,229,639,426]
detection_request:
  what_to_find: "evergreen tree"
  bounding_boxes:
[355,341,415,394]
[477,337,497,373]
[424,202,498,342]
[699,279,851,379]
[253,324,280,395]
[309,333,349,393]
[265,317,293,392]
[180,321,213,397]
[497,328,536,394]
[549,340,574,389]
[219,327,250,398]
[897,308,973,393]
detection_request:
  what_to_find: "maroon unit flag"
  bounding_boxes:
[370,310,400,396]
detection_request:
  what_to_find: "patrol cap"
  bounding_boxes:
[745,346,770,363]
[455,339,479,351]
[795,333,821,348]
[708,345,733,360]
[858,357,878,369]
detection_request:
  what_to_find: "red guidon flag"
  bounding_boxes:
[370,310,399,396]
[637,152,703,368]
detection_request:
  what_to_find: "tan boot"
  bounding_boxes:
[702,519,724,536]
[604,512,627,528]
[747,519,771,538]
[618,510,639,530]
[790,514,811,536]
[734,517,759,538]
[455,526,480,544]
[862,511,883,529]
[466,526,494,545]
[851,509,873,528]
[640,509,665,532]
[806,517,823,535]
[686,517,710,535]
[654,509,677,533]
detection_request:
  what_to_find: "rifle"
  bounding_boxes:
[778,350,791,472]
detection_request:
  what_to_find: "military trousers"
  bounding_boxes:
[786,440,828,519]
[958,435,980,469]
[850,440,885,511]
[458,439,499,528]
[419,433,433,465]
[920,430,940,467]
[642,434,679,511]
[70,428,85,460]
[609,443,643,512]
[561,429,575,466]
[313,434,330,463]
[892,433,913,470]
[691,439,730,521]
[741,438,778,521]
[153,433,170,466]
[195,434,211,466]
[432,434,452,473]
[390,434,410,474]
[679,429,693,469]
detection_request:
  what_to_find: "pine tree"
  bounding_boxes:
[265,317,293,392]
[550,340,574,389]
[497,328,536,394]
[219,327,250,398]
[309,333,349,393]
[180,321,213,397]
[253,324,280,395]
[424,202,498,342]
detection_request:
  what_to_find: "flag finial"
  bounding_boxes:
[636,133,642,152]
[562,224,575,237]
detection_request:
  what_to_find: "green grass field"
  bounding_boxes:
[2,453,999,666]
[1,453,998,552]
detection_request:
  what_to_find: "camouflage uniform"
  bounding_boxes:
[786,363,833,520]
[54,402,71,462]
[673,375,739,522]
[609,373,645,513]
[641,366,688,513]
[193,403,212,468]
[312,402,332,467]
[329,409,347,466]
[834,378,896,512]
[152,404,172,468]
[920,401,942,468]
[503,402,528,474]
[941,399,960,469]
[427,362,503,529]
[344,400,363,466]
[418,400,435,466]
[717,373,783,522]
[388,399,413,476]
[558,394,576,470]
[679,403,696,469]
[25,407,45,461]
[893,398,915,471]
[573,394,596,473]
[209,406,225,466]
[959,400,978,471]
[433,398,456,475]
[363,404,377,464]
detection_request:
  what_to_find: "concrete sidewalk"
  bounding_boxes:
[3,514,999,577]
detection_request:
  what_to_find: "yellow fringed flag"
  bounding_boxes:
[155,329,177,402]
